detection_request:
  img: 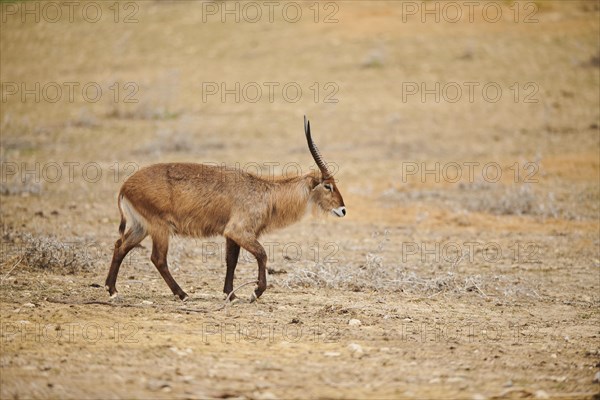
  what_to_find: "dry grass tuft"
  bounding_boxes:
[1,229,97,274]
[279,259,540,300]
[460,182,561,218]
[279,232,541,300]
[0,178,43,196]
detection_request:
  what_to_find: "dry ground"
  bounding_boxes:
[0,1,599,399]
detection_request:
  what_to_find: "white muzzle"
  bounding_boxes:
[332,206,346,217]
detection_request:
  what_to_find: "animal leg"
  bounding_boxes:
[105,226,147,298]
[223,237,241,301]
[150,233,188,301]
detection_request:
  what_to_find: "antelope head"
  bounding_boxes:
[304,116,346,218]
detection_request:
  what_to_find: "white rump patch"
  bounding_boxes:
[120,195,150,232]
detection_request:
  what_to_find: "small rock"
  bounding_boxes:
[347,343,364,358]
[23,303,35,308]
[253,392,277,400]
[593,371,600,383]
[472,395,487,400]
[142,300,153,305]
[181,375,194,384]
[348,319,362,327]
[534,390,549,399]
[169,346,192,357]
[146,379,171,392]
[323,351,340,357]
[550,353,557,359]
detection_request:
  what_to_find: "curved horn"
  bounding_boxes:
[304,115,331,180]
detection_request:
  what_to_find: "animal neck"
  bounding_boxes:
[267,171,319,230]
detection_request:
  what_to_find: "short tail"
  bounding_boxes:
[117,193,126,241]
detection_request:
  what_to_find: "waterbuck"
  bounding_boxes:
[105,116,345,302]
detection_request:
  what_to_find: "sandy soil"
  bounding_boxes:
[0,1,599,399]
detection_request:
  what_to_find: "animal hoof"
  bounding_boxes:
[106,285,118,297]
[109,293,123,303]
[179,293,189,302]
[249,292,258,303]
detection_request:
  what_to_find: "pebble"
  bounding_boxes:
[142,300,153,305]
[253,392,277,400]
[550,353,557,359]
[169,347,193,357]
[593,371,600,383]
[23,303,35,308]
[146,379,171,392]
[347,343,364,358]
[348,319,362,327]
[534,390,549,399]
[179,375,193,384]
[323,351,340,357]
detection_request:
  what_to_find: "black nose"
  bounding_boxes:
[342,208,346,216]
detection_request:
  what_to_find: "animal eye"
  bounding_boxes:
[324,183,333,191]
